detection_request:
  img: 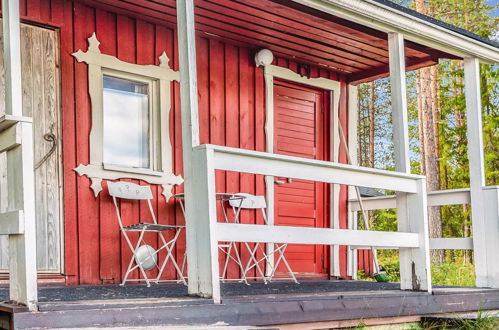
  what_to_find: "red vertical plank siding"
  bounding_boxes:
[95,9,120,284]
[224,44,241,279]
[15,0,355,283]
[55,0,79,285]
[172,30,186,281]
[114,14,140,282]
[136,20,159,280]
[73,2,100,284]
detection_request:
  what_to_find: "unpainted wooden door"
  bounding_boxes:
[273,81,328,276]
[0,22,62,273]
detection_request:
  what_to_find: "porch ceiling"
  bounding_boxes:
[82,0,459,83]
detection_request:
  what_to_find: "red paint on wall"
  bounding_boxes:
[2,0,361,284]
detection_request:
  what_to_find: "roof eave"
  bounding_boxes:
[291,0,499,64]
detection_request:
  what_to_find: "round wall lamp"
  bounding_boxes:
[255,48,274,67]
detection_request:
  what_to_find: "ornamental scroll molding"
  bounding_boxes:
[72,33,183,200]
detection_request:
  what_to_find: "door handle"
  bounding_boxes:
[274,178,293,184]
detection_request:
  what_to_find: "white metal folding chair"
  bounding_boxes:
[229,193,298,284]
[217,194,248,283]
[108,181,186,287]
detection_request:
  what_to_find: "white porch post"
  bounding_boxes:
[0,0,38,310]
[176,0,220,301]
[346,84,358,279]
[464,58,499,288]
[388,32,431,292]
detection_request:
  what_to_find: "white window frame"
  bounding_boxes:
[72,33,182,199]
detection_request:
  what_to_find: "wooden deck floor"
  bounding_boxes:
[1,281,498,329]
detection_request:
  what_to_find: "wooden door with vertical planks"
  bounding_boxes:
[0,22,62,273]
[274,81,328,276]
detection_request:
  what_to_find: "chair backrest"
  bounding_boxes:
[107,181,153,200]
[228,193,266,209]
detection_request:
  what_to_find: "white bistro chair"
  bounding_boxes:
[108,181,186,287]
[229,193,298,284]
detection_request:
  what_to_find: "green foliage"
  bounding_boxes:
[360,0,499,273]
[367,253,476,287]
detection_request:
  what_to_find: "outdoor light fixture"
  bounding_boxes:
[255,48,274,67]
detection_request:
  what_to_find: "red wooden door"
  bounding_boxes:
[274,81,328,276]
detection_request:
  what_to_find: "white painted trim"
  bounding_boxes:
[346,84,358,278]
[349,188,471,211]
[429,238,473,250]
[0,210,23,234]
[2,0,23,117]
[261,63,342,278]
[1,0,38,310]
[216,223,419,248]
[205,144,422,193]
[482,187,499,287]
[464,58,498,288]
[7,122,38,310]
[292,0,499,64]
[266,65,341,91]
[72,34,182,199]
[330,90,340,277]
[0,123,21,152]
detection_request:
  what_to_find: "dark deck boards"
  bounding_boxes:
[1,281,498,329]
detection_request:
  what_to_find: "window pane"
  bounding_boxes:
[103,75,150,168]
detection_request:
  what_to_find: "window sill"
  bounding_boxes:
[103,164,163,177]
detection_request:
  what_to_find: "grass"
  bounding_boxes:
[346,312,499,329]
[358,252,476,287]
[421,311,499,329]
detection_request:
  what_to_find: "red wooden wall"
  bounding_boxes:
[3,0,355,284]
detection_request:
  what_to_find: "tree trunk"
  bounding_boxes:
[415,0,443,263]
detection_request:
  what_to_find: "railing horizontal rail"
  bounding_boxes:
[350,238,473,250]
[201,145,423,193]
[216,223,420,248]
[349,188,471,211]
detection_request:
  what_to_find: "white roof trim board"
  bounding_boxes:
[292,0,499,64]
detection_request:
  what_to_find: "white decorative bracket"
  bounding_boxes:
[72,33,182,200]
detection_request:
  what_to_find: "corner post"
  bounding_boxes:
[463,58,497,287]
[177,0,221,301]
[2,0,38,310]
[388,32,431,291]
[346,84,358,279]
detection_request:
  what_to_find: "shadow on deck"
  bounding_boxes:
[1,281,498,329]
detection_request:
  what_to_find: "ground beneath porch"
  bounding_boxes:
[1,280,498,329]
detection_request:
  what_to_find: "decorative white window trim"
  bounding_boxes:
[72,33,183,199]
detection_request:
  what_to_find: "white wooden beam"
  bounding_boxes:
[2,0,38,311]
[2,0,23,117]
[216,223,420,248]
[291,0,499,63]
[464,57,497,288]
[0,123,21,153]
[349,188,471,211]
[0,210,23,234]
[429,238,473,250]
[388,32,431,292]
[482,187,499,287]
[177,0,208,300]
[7,122,38,310]
[389,32,410,173]
[397,180,432,292]
[346,84,358,278]
[189,147,220,303]
[207,145,420,193]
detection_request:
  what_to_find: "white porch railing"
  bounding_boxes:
[186,144,431,303]
[348,189,474,251]
[348,186,499,287]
